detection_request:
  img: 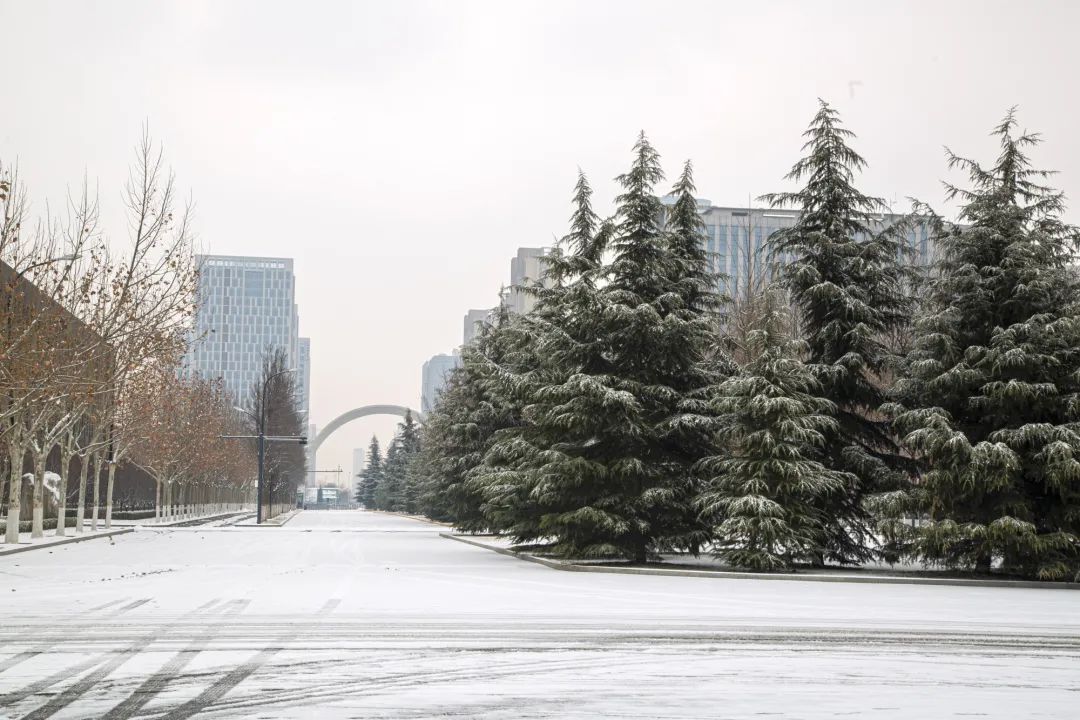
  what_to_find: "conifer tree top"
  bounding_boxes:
[761,99,886,224]
[946,108,1073,229]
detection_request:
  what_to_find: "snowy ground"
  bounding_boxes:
[0,527,132,557]
[0,511,1077,719]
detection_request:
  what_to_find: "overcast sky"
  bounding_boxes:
[2,0,1078,477]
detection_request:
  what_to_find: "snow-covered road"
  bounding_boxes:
[1,510,1077,719]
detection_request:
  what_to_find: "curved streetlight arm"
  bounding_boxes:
[232,405,258,425]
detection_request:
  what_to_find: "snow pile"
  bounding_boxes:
[20,471,62,504]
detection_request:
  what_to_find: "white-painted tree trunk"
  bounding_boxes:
[4,445,25,544]
[31,450,46,539]
[75,454,91,533]
[55,447,73,537]
[91,452,102,531]
[105,462,116,529]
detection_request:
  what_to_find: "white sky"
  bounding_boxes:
[2,0,1078,477]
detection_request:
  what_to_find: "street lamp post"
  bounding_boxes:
[223,369,305,525]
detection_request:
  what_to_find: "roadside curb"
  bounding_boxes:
[0,528,134,557]
[439,533,1080,591]
[122,511,252,528]
[242,508,301,527]
[369,510,452,527]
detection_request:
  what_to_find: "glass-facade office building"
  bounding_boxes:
[421,353,462,414]
[663,199,934,296]
[185,255,307,419]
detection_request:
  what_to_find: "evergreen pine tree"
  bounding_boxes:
[417,312,520,529]
[472,171,622,553]
[659,160,735,553]
[596,137,724,560]
[375,438,404,511]
[479,138,723,562]
[697,288,849,570]
[892,111,1080,580]
[377,411,422,513]
[761,100,914,563]
[355,435,382,508]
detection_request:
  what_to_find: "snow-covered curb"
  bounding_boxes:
[0,528,133,557]
[368,509,452,527]
[440,533,1080,591]
[236,508,301,527]
[113,510,252,528]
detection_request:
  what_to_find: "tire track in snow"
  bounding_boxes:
[195,652,663,716]
[102,598,251,720]
[109,598,152,616]
[81,599,126,615]
[0,597,157,677]
[2,599,226,717]
[154,597,341,720]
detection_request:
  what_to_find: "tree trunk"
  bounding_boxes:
[55,447,73,537]
[105,462,117,529]
[4,446,23,544]
[91,452,103,531]
[154,479,161,521]
[31,450,46,538]
[75,454,90,533]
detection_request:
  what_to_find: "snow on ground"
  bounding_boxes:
[0,510,1077,719]
[0,526,129,556]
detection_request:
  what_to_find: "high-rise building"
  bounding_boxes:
[462,248,551,346]
[463,308,491,346]
[186,255,303,407]
[296,337,311,422]
[661,199,934,297]
[506,247,549,315]
[422,352,462,414]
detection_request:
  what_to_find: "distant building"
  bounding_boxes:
[185,255,302,408]
[660,199,934,297]
[506,247,550,315]
[422,353,462,414]
[463,308,491,346]
[461,248,551,346]
[296,337,311,423]
[303,486,341,506]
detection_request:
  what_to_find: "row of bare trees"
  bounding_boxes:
[1,132,258,542]
[128,367,257,521]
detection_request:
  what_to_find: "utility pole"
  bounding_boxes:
[223,366,305,525]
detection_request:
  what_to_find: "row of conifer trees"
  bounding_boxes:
[354,412,423,513]
[412,101,1080,581]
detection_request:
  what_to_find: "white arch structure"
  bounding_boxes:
[311,404,426,455]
